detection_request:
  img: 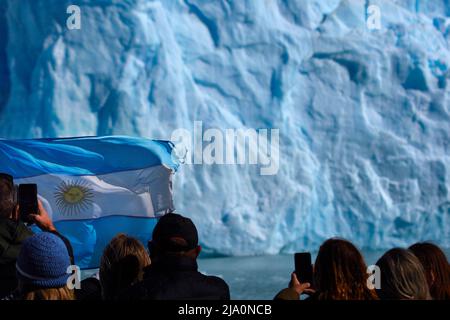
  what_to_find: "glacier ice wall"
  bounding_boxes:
[0,0,449,255]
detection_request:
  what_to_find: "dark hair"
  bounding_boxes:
[409,242,450,300]
[100,234,151,300]
[0,176,15,219]
[376,248,431,300]
[314,238,377,300]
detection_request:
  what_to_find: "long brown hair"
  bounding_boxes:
[314,238,377,300]
[376,248,431,300]
[409,242,450,300]
[22,287,75,300]
[100,234,151,300]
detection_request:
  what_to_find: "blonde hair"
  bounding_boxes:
[100,233,151,300]
[22,287,75,300]
[376,248,431,300]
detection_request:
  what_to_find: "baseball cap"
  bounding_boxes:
[152,213,199,252]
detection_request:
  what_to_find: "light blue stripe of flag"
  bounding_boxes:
[0,135,179,178]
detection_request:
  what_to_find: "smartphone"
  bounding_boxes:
[294,252,313,284]
[18,184,38,223]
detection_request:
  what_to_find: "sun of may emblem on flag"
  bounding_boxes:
[54,180,94,215]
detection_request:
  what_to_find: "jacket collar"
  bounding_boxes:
[149,254,198,273]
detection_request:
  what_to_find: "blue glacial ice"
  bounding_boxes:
[0,0,449,256]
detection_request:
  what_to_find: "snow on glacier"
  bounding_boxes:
[0,0,449,256]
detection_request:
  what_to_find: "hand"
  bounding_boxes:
[29,200,57,232]
[289,272,315,296]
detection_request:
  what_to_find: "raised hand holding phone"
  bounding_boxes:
[29,200,57,232]
[294,252,313,284]
[293,252,315,296]
[17,183,56,232]
[288,272,313,295]
[17,184,38,224]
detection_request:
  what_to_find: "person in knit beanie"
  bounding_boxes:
[13,232,75,300]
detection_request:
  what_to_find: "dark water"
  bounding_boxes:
[198,249,450,299]
[197,251,387,299]
[82,249,450,300]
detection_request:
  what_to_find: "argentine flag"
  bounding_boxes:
[0,136,180,268]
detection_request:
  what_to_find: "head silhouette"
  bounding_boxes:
[409,242,450,300]
[314,238,377,300]
[376,248,431,300]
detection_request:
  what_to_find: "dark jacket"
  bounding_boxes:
[0,218,33,297]
[75,277,102,301]
[122,255,230,300]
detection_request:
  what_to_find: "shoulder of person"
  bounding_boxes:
[75,277,102,301]
[16,222,34,240]
[117,278,150,300]
[0,218,33,244]
[203,274,229,288]
[201,274,230,298]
